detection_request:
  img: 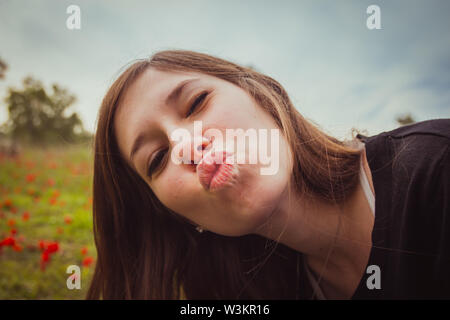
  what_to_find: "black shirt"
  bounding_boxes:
[352,118,450,299]
[298,118,450,299]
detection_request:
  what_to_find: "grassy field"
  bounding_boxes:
[0,146,95,299]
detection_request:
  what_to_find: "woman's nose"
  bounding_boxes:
[178,136,212,165]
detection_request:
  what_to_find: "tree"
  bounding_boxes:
[0,57,7,79]
[396,113,416,126]
[2,76,91,145]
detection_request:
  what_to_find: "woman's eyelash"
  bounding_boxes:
[147,148,168,177]
[186,91,209,117]
[146,91,209,178]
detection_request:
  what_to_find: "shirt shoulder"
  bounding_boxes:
[362,118,450,220]
[359,119,449,178]
[357,118,450,143]
[352,119,450,299]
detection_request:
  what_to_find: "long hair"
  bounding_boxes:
[86,50,363,299]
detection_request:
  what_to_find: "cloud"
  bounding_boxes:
[0,0,449,136]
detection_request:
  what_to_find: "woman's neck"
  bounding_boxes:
[254,148,375,298]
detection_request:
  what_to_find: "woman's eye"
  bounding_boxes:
[147,148,168,177]
[186,91,208,117]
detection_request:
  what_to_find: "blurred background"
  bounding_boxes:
[0,0,449,299]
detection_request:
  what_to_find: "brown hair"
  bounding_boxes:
[86,50,363,299]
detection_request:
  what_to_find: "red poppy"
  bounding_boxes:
[22,211,30,221]
[51,190,60,198]
[7,218,15,227]
[46,242,59,253]
[10,228,17,235]
[49,197,57,205]
[0,237,15,247]
[82,256,94,267]
[41,251,50,262]
[40,250,50,271]
[47,178,55,187]
[26,173,36,183]
[39,241,60,271]
[38,240,46,251]
[80,247,88,256]
[3,199,12,208]
[64,215,72,224]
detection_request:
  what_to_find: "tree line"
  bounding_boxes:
[0,56,415,148]
[0,57,92,146]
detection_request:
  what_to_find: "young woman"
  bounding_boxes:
[87,50,450,300]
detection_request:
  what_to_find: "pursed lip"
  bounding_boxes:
[196,150,234,191]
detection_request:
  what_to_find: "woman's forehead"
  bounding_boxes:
[112,68,216,158]
[117,68,215,114]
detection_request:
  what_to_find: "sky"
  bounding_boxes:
[0,0,449,139]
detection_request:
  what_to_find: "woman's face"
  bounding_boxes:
[114,68,293,236]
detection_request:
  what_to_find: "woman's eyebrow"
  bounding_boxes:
[129,77,201,164]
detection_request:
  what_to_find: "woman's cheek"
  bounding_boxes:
[154,172,196,214]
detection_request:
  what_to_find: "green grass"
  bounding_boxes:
[0,146,95,299]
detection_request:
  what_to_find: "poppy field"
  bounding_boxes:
[0,146,95,299]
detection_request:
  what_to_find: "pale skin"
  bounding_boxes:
[114,67,375,299]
